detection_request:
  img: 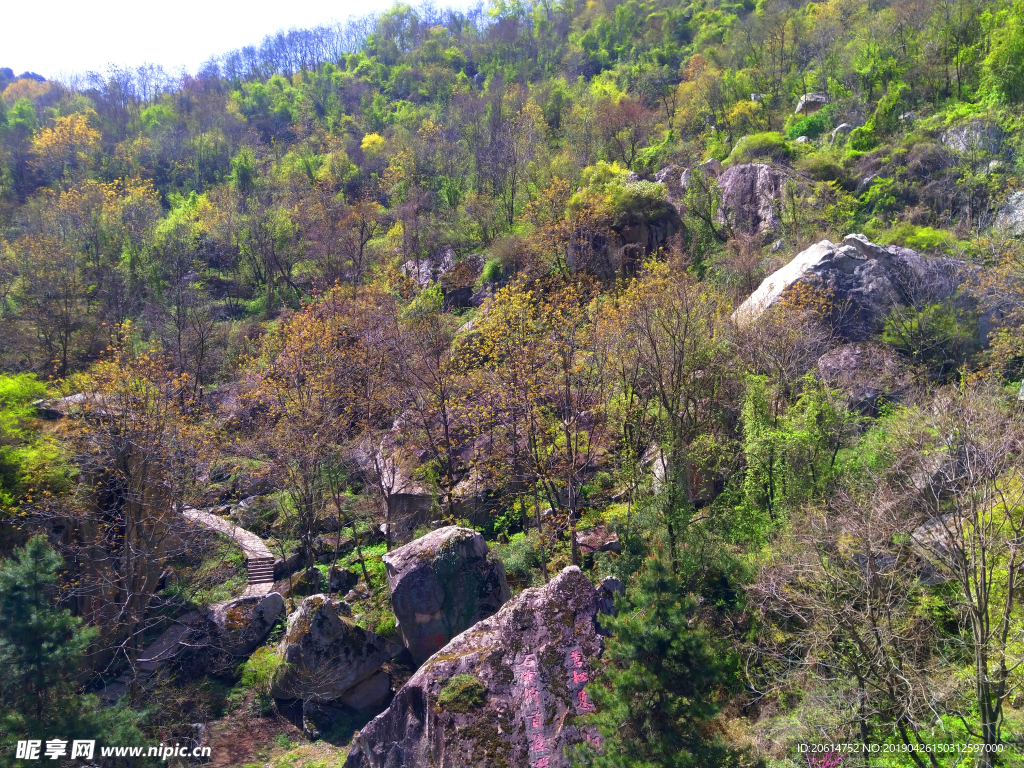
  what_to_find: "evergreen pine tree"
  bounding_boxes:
[574,552,743,768]
[0,536,142,764]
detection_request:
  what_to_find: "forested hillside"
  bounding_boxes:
[2,0,1024,765]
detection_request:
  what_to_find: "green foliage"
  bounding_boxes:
[882,300,979,379]
[573,552,742,768]
[437,674,487,713]
[492,530,543,588]
[983,3,1024,104]
[0,374,68,513]
[849,81,910,151]
[726,132,792,165]
[480,257,503,284]
[786,104,837,140]
[739,375,853,540]
[0,537,144,764]
[875,223,967,254]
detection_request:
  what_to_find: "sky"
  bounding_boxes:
[3,0,416,81]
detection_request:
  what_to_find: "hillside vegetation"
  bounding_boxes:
[2,0,1024,765]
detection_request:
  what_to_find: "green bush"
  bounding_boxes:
[796,155,853,189]
[876,223,966,254]
[492,531,543,588]
[726,132,793,165]
[882,301,978,380]
[984,8,1024,104]
[786,104,837,139]
[438,674,487,712]
[0,374,68,511]
[374,612,397,639]
[480,257,503,284]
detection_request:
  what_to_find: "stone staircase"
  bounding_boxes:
[247,556,275,589]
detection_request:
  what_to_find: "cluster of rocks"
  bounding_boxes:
[345,566,605,768]
[198,523,618,767]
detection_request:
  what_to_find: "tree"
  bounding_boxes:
[595,97,657,172]
[31,113,100,187]
[245,286,396,573]
[755,385,1024,766]
[0,536,143,765]
[398,285,472,522]
[575,552,742,768]
[607,259,733,567]
[58,347,202,684]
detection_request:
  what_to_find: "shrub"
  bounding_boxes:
[374,612,397,639]
[727,132,793,165]
[786,104,837,140]
[569,160,670,223]
[876,223,966,254]
[796,155,853,189]
[882,300,978,380]
[480,257,503,284]
[493,531,543,588]
[438,674,487,712]
[240,647,284,697]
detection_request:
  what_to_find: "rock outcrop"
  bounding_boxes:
[383,526,511,664]
[345,566,603,768]
[715,163,786,237]
[732,234,966,340]
[208,592,285,656]
[795,92,828,114]
[941,119,1005,156]
[271,594,402,701]
[816,342,913,415]
[998,190,1024,237]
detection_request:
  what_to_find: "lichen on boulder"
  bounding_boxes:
[270,593,402,701]
[207,592,284,656]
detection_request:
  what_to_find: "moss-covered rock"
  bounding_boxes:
[438,673,487,712]
[270,593,402,701]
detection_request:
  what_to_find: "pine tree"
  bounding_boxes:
[574,552,743,768]
[0,536,141,764]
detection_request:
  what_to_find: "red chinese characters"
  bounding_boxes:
[576,688,595,712]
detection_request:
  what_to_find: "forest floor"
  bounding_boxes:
[206,708,350,768]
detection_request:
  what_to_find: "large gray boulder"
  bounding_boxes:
[941,119,1005,156]
[998,190,1024,237]
[345,566,603,768]
[383,526,510,664]
[270,594,402,701]
[732,234,966,340]
[795,92,828,114]
[715,163,786,237]
[208,592,285,656]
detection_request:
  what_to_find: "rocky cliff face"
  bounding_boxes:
[733,233,966,340]
[383,526,510,664]
[345,566,603,768]
[715,162,786,238]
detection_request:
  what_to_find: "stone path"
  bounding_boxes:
[183,507,276,595]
